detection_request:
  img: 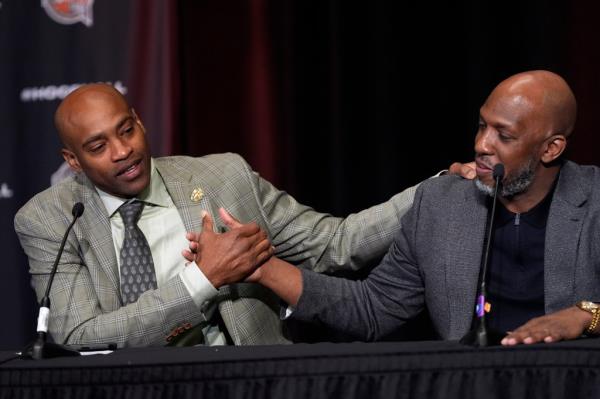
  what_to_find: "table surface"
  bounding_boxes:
[2,339,600,399]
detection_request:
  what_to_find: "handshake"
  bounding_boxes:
[180,161,478,295]
[181,208,274,289]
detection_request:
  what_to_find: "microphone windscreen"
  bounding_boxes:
[493,164,505,180]
[72,202,85,218]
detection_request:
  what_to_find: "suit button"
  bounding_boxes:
[184,322,192,330]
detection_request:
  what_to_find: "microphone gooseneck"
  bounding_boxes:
[460,164,504,347]
[478,164,505,314]
[26,202,85,360]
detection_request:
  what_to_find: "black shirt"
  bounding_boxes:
[486,185,556,334]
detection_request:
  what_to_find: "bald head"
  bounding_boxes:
[488,70,577,139]
[55,84,131,149]
[475,71,576,210]
[55,83,151,198]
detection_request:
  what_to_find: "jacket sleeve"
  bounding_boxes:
[290,184,427,340]
[237,154,419,273]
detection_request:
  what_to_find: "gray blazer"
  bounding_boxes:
[15,153,417,347]
[295,161,600,340]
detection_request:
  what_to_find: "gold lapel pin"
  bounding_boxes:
[190,187,204,202]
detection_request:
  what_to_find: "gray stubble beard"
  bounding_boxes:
[475,159,535,198]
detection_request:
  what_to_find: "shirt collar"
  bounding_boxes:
[96,158,171,218]
[495,175,558,229]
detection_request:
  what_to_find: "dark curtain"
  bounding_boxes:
[178,0,597,217]
[565,1,600,166]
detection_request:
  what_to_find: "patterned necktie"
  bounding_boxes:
[118,201,157,305]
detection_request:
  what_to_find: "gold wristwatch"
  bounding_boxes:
[576,301,600,334]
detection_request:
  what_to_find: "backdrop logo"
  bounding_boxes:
[21,81,128,102]
[41,0,94,27]
[0,183,13,199]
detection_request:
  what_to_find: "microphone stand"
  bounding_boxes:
[21,204,84,359]
[460,164,505,347]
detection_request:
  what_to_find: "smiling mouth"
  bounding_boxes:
[116,159,142,177]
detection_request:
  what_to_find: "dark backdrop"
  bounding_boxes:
[178,0,597,217]
[1,0,600,349]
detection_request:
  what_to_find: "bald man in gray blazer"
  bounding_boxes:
[255,71,600,346]
[292,161,600,341]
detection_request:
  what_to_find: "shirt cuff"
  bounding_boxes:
[179,262,218,309]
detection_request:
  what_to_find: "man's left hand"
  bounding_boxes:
[501,306,592,345]
[448,162,476,179]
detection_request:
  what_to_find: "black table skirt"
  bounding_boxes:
[1,339,600,399]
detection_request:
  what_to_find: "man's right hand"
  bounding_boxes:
[183,210,273,288]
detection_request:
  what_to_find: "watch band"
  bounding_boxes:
[587,309,600,335]
[576,301,600,335]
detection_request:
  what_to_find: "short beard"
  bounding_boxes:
[475,160,535,198]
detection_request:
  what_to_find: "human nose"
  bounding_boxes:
[474,128,493,156]
[110,138,133,161]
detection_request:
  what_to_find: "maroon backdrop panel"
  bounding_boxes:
[178,1,281,185]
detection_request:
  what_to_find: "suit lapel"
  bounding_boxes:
[155,158,210,234]
[73,173,122,305]
[443,183,489,337]
[545,162,588,312]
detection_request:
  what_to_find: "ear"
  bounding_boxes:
[540,134,567,163]
[131,108,146,134]
[61,148,82,172]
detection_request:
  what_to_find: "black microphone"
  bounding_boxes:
[22,202,85,359]
[460,164,504,347]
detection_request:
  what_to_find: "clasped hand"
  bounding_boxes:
[182,208,273,288]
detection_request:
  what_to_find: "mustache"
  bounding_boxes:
[475,155,494,170]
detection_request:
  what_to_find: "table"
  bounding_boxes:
[1,339,600,398]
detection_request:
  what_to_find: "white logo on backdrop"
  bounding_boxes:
[0,183,13,199]
[20,81,128,102]
[41,0,94,27]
